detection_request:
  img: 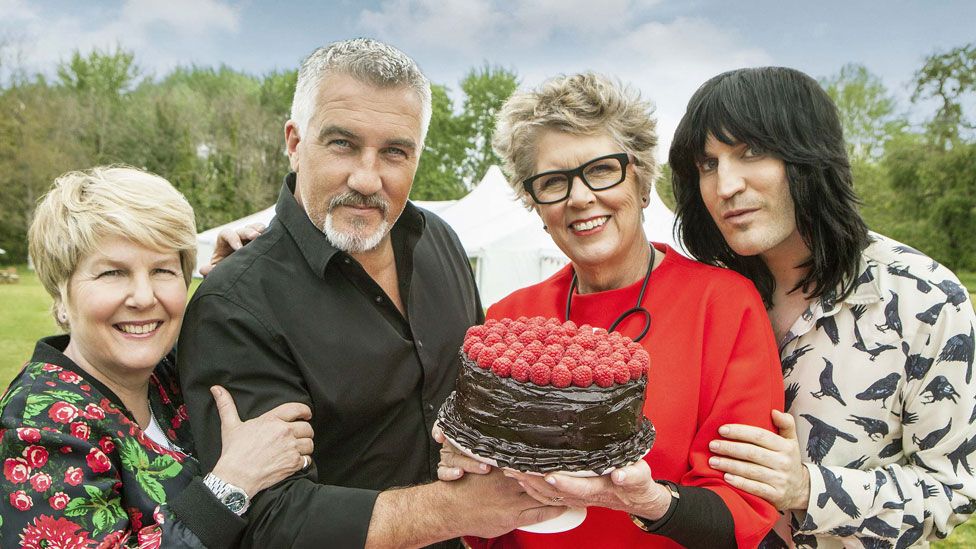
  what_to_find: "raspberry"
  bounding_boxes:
[465,325,487,339]
[543,333,563,346]
[628,359,644,380]
[476,346,498,369]
[462,337,479,354]
[512,359,531,382]
[518,329,539,346]
[529,316,547,326]
[537,353,559,369]
[502,349,519,362]
[594,356,613,371]
[526,340,545,354]
[551,366,573,388]
[500,317,513,327]
[509,321,527,335]
[467,342,486,362]
[627,341,643,354]
[612,362,630,384]
[595,342,612,356]
[572,366,594,387]
[565,343,584,357]
[530,363,551,386]
[562,320,578,331]
[509,342,526,354]
[504,332,520,345]
[545,344,564,357]
[609,351,627,364]
[577,334,596,350]
[558,356,578,370]
[491,343,508,356]
[483,333,502,346]
[484,319,501,330]
[594,364,614,387]
[632,348,650,367]
[492,357,513,378]
[582,350,599,366]
[578,323,593,333]
[517,349,539,364]
[592,327,608,337]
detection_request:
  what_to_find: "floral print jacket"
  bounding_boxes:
[0,335,245,548]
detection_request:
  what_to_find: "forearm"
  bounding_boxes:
[635,485,736,549]
[366,482,457,548]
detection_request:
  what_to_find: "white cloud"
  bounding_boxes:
[359,0,507,54]
[0,0,240,77]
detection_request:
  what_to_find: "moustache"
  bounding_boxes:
[328,191,389,215]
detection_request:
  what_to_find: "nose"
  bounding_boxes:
[347,150,383,196]
[565,174,595,208]
[125,273,157,310]
[715,160,746,200]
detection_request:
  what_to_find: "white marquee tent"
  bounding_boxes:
[195,166,680,306]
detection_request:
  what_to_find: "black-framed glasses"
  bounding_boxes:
[522,152,632,205]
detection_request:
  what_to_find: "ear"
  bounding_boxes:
[284,120,302,172]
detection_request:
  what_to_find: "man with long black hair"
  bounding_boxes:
[669,66,976,547]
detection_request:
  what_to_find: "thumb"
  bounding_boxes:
[772,409,797,440]
[516,505,566,527]
[211,385,241,430]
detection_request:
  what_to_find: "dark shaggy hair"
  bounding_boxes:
[669,66,870,307]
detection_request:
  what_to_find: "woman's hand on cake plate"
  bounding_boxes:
[505,460,673,521]
[708,409,810,511]
[432,423,491,480]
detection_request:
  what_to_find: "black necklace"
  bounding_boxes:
[564,245,655,343]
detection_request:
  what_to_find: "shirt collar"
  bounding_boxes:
[275,172,427,277]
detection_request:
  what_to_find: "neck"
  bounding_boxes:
[575,238,655,294]
[761,232,813,303]
[63,339,151,425]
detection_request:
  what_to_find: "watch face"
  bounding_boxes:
[222,491,247,513]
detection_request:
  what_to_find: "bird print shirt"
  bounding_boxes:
[774,232,976,548]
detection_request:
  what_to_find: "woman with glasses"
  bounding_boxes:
[437,72,784,548]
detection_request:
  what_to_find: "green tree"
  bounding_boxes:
[821,64,907,161]
[912,43,976,145]
[458,65,518,186]
[413,84,467,199]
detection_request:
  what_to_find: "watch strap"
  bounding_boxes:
[631,479,680,532]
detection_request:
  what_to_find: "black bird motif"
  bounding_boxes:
[815,314,840,345]
[810,358,847,405]
[941,481,964,501]
[917,479,939,498]
[856,373,902,409]
[848,415,889,441]
[886,466,907,500]
[921,375,960,404]
[784,382,800,412]
[915,301,945,326]
[792,533,819,548]
[901,341,934,381]
[934,279,968,309]
[872,470,887,502]
[875,290,903,338]
[884,499,908,510]
[947,434,976,475]
[928,259,940,272]
[879,437,903,459]
[846,455,869,469]
[851,305,897,361]
[970,401,976,425]
[912,419,952,450]
[893,244,924,256]
[910,452,940,474]
[887,264,932,293]
[815,466,861,518]
[936,326,974,383]
[895,515,925,549]
[861,516,900,538]
[827,525,858,536]
[954,500,976,514]
[802,414,858,464]
[782,344,814,377]
[756,531,789,549]
[858,537,893,549]
[901,408,919,425]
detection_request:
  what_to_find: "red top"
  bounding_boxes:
[467,244,784,548]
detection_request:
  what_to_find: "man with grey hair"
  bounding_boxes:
[178,38,560,547]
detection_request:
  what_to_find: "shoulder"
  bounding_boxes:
[415,205,466,254]
[487,265,572,320]
[191,220,292,302]
[866,232,969,296]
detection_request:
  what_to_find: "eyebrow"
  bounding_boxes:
[317,125,418,152]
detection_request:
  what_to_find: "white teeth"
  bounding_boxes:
[117,322,160,334]
[571,216,609,231]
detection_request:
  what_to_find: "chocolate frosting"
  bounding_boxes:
[437,354,655,475]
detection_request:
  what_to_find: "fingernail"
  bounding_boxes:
[615,470,626,483]
[709,441,719,450]
[452,468,461,478]
[545,476,556,485]
[480,463,489,472]
[719,426,730,436]
[709,457,718,467]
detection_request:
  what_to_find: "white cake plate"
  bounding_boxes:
[441,433,594,533]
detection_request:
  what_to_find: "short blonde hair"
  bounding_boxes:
[492,72,658,207]
[28,166,197,329]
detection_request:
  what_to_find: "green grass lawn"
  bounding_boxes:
[1,266,976,545]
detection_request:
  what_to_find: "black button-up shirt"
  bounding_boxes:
[178,174,482,548]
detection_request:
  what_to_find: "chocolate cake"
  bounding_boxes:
[437,316,655,475]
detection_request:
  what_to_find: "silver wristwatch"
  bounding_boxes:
[203,473,250,515]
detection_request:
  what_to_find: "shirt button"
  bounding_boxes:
[416,340,423,349]
[375,295,382,303]
[343,257,351,264]
[426,403,434,412]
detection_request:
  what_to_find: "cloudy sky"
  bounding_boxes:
[1,0,972,159]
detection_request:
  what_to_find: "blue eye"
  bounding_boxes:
[696,158,718,173]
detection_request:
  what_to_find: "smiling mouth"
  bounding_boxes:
[114,322,161,335]
[724,208,758,221]
[570,216,610,232]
